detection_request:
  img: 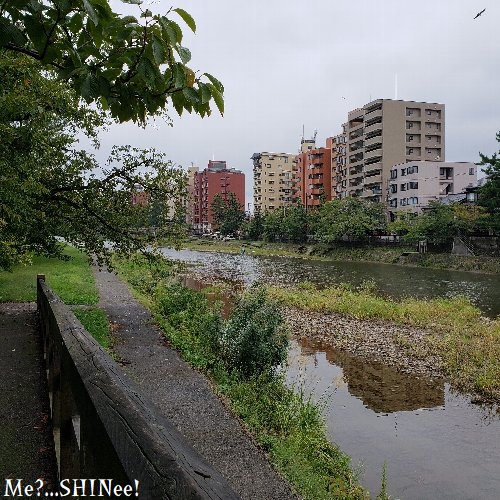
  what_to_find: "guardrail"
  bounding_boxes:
[37,275,238,499]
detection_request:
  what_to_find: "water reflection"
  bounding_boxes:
[298,338,444,413]
[288,340,500,499]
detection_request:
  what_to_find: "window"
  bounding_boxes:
[408,122,413,128]
[390,169,398,179]
[407,165,419,174]
[407,109,413,116]
[408,135,413,141]
[284,157,289,163]
[408,148,414,154]
[469,167,475,175]
[389,198,397,208]
[427,110,432,115]
[401,198,407,206]
[401,168,406,176]
[409,181,418,189]
[401,183,407,191]
[390,184,397,194]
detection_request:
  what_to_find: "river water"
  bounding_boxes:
[160,247,500,499]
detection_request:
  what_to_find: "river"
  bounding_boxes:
[160,247,500,499]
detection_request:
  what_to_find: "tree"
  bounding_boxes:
[0,53,186,270]
[210,193,245,236]
[478,133,500,232]
[0,0,223,123]
[314,198,386,243]
[243,209,265,240]
[262,209,284,242]
[282,203,309,243]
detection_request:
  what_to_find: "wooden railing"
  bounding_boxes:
[37,275,238,499]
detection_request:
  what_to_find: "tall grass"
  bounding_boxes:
[269,282,500,402]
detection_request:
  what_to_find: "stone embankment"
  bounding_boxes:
[284,307,445,378]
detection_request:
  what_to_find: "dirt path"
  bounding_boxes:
[92,267,296,500]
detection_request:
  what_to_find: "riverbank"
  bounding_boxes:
[181,238,500,274]
[268,283,500,405]
[115,255,368,499]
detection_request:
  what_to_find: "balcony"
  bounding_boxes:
[364,135,382,149]
[364,121,382,135]
[365,160,382,173]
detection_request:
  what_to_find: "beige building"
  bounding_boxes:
[340,99,445,202]
[388,161,477,213]
[252,152,295,213]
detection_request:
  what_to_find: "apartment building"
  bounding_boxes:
[252,152,295,213]
[185,165,198,225]
[339,99,445,202]
[192,160,245,232]
[294,137,333,209]
[388,161,477,214]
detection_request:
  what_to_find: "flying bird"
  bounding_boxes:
[474,8,486,19]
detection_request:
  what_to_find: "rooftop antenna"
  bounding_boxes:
[395,73,398,100]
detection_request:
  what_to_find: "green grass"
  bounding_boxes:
[268,282,500,402]
[73,307,112,349]
[0,246,98,304]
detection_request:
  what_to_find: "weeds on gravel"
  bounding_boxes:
[269,282,500,402]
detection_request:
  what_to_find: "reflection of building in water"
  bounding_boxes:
[299,338,444,413]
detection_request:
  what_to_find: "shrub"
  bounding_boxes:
[221,285,289,379]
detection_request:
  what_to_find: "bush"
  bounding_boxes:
[221,285,289,379]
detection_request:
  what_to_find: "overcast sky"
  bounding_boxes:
[97,1,500,207]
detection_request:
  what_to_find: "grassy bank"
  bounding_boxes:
[0,247,111,348]
[182,238,500,274]
[268,282,500,403]
[115,254,367,499]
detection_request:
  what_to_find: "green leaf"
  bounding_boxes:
[137,56,160,87]
[151,34,166,64]
[0,17,27,47]
[80,72,99,101]
[198,83,211,104]
[204,72,224,93]
[173,62,186,88]
[159,18,182,44]
[175,45,191,64]
[171,91,185,116]
[206,83,224,116]
[182,87,200,105]
[83,0,99,26]
[173,8,196,33]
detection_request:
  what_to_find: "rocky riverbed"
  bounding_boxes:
[284,306,445,379]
